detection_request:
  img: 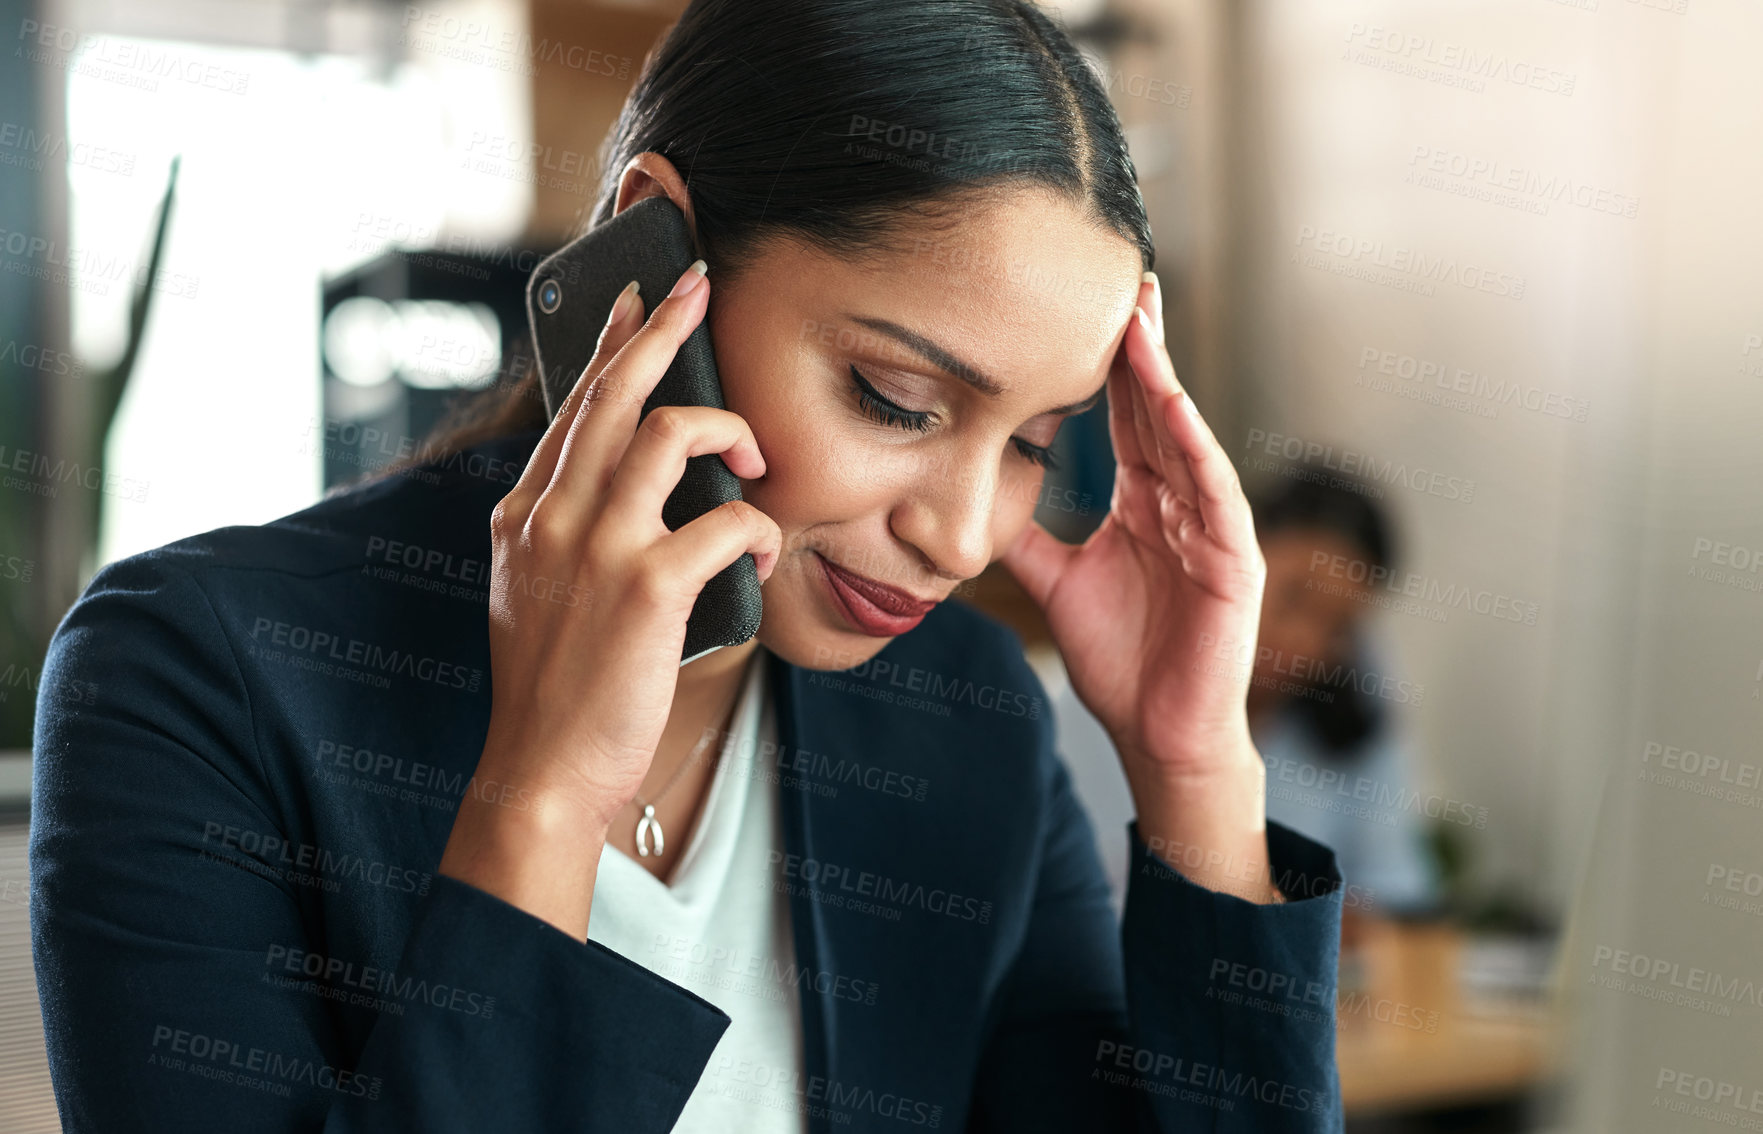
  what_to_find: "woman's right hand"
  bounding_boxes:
[438,260,780,936]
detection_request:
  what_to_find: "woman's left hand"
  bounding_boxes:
[1002,273,1280,901]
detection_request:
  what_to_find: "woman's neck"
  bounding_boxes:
[608,638,763,883]
[677,637,763,708]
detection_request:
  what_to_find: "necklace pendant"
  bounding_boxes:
[635,803,665,858]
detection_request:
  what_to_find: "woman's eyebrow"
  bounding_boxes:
[845,314,1107,416]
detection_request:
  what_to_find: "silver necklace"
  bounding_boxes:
[632,683,741,858]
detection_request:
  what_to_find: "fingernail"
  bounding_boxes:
[1135,307,1151,330]
[608,279,639,325]
[669,259,708,299]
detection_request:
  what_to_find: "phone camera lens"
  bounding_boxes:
[537,279,562,314]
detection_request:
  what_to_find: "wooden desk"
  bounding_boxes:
[1335,920,1561,1115]
[1339,1004,1556,1113]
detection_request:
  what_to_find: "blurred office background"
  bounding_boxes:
[3,0,1760,1130]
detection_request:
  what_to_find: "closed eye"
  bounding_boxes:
[847,365,1061,470]
[849,364,933,433]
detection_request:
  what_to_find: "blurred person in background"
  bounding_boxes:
[1246,472,1444,937]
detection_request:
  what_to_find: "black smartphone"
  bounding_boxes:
[524,196,762,665]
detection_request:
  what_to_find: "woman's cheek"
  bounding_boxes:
[823,430,917,507]
[744,401,879,520]
[991,469,1045,536]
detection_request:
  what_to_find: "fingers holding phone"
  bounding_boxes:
[443,259,779,937]
[547,261,758,516]
[494,287,632,523]
[481,260,776,821]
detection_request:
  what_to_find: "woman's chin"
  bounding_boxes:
[755,607,899,672]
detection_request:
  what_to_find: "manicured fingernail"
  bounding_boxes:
[1135,307,1151,330]
[608,279,639,325]
[669,259,708,299]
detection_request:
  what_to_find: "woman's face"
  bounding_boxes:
[707,186,1143,671]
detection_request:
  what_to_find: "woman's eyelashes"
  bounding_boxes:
[846,364,1061,470]
[849,364,934,433]
[1012,435,1059,470]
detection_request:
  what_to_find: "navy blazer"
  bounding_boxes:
[30,429,1344,1133]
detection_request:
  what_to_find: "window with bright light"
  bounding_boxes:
[64,25,532,567]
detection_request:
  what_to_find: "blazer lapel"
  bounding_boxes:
[770,648,835,1134]
[765,628,1028,1130]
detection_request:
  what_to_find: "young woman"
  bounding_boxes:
[31,1,1345,1130]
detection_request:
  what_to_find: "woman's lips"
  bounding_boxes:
[814,552,938,637]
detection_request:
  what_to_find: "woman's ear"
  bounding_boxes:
[613,152,700,247]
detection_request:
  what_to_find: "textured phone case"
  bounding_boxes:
[525,197,762,663]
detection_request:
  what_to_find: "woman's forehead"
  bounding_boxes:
[753,191,1143,397]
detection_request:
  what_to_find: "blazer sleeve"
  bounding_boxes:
[29,555,731,1133]
[965,738,1344,1133]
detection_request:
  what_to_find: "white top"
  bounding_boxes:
[586,648,810,1133]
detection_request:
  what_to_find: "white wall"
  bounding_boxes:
[1234,0,1674,918]
[1223,0,1763,1126]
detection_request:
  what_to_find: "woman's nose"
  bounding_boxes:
[887,453,1003,584]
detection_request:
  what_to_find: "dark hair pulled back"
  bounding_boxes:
[593,0,1153,275]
